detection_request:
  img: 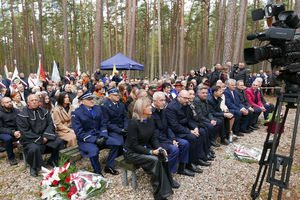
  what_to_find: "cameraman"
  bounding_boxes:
[235,62,250,87]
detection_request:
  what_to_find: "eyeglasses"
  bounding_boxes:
[181,96,190,101]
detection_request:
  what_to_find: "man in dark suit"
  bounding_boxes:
[112,71,122,85]
[236,80,261,130]
[101,88,128,159]
[194,85,229,146]
[152,92,194,177]
[207,85,236,141]
[19,73,29,91]
[62,71,71,86]
[17,84,29,102]
[165,90,206,173]
[71,90,121,177]
[224,79,251,136]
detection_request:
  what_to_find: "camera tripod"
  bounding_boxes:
[251,92,300,200]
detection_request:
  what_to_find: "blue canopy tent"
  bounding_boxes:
[100,53,144,71]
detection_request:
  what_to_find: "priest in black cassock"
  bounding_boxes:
[16,94,65,177]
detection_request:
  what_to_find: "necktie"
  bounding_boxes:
[254,91,258,104]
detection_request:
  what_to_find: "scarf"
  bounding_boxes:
[83,77,89,86]
[94,91,104,98]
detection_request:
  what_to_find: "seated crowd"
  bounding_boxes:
[0,65,276,200]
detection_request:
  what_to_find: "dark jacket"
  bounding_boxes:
[206,94,224,117]
[193,95,214,123]
[210,68,222,86]
[101,99,128,145]
[123,117,160,154]
[71,104,120,158]
[0,105,19,136]
[165,97,197,137]
[235,67,250,87]
[66,91,76,103]
[187,75,200,86]
[224,87,245,111]
[94,71,103,81]
[112,75,122,84]
[152,106,177,151]
[235,88,252,108]
[19,90,30,102]
[85,79,94,92]
[17,106,57,146]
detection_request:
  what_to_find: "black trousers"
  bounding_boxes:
[23,137,65,168]
[124,151,173,200]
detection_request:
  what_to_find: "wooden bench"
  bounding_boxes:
[261,87,282,96]
[17,144,27,168]
[59,145,82,164]
[115,155,140,189]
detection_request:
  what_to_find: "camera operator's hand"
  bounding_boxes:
[94,136,107,150]
[120,127,128,136]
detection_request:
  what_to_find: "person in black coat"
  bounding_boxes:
[235,62,250,87]
[112,71,122,85]
[94,68,103,81]
[235,80,261,130]
[165,90,205,173]
[123,98,178,200]
[193,85,227,146]
[72,90,121,176]
[152,92,194,177]
[207,86,235,142]
[101,88,128,154]
[17,84,29,102]
[0,97,20,165]
[16,94,65,177]
[62,71,71,86]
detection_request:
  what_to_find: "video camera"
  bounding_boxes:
[244,3,300,91]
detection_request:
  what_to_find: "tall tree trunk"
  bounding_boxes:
[203,0,210,68]
[222,0,237,66]
[10,0,19,68]
[150,0,157,80]
[212,0,220,66]
[94,0,103,71]
[1,0,10,68]
[72,0,78,68]
[106,0,112,58]
[89,0,94,71]
[215,0,226,64]
[129,0,136,59]
[38,0,44,67]
[233,0,247,64]
[114,0,118,54]
[157,0,162,77]
[17,0,24,72]
[62,0,71,72]
[80,0,85,70]
[23,0,31,73]
[179,0,185,76]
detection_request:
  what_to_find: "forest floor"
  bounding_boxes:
[0,94,300,200]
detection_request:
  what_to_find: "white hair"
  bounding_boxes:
[153,91,165,101]
[226,79,236,86]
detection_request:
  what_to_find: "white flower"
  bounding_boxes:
[41,186,57,200]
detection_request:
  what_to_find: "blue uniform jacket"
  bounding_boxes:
[71,104,120,157]
[224,87,245,111]
[206,94,224,117]
[165,97,197,138]
[101,99,128,145]
[151,106,177,150]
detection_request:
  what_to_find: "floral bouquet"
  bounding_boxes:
[39,157,108,200]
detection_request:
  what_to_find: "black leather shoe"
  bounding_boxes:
[196,159,211,166]
[221,138,230,145]
[186,163,203,173]
[233,132,244,136]
[47,160,58,168]
[30,167,38,177]
[210,150,215,155]
[9,159,18,166]
[0,146,6,152]
[206,154,214,161]
[209,151,216,158]
[171,180,180,188]
[96,172,105,178]
[177,169,195,177]
[211,141,220,147]
[250,125,259,130]
[252,125,259,129]
[105,166,119,175]
[240,129,251,133]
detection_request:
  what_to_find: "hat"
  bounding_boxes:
[203,80,211,87]
[148,84,158,91]
[78,90,93,100]
[174,81,183,87]
[107,88,119,95]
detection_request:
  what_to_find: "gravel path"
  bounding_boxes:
[0,96,300,200]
